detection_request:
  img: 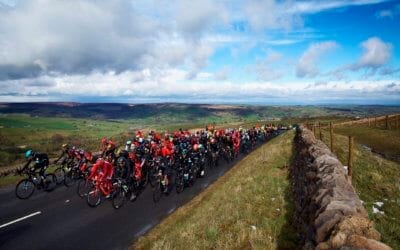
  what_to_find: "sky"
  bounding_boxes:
[0,0,399,104]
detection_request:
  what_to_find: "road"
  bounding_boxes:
[0,132,283,250]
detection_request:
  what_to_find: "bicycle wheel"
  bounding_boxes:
[77,179,90,197]
[54,167,65,184]
[224,151,230,163]
[175,173,184,193]
[64,169,76,187]
[141,167,149,187]
[15,179,35,199]
[152,182,162,203]
[148,168,158,187]
[112,187,126,209]
[190,169,197,186]
[87,185,101,207]
[44,173,57,191]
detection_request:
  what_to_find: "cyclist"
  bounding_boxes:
[23,150,49,185]
[101,138,116,162]
[115,156,132,193]
[54,143,75,165]
[233,134,241,157]
[88,158,114,198]
[160,149,173,194]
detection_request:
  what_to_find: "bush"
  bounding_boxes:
[51,133,65,144]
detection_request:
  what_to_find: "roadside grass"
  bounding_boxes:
[333,124,400,162]
[134,131,298,250]
[320,129,400,249]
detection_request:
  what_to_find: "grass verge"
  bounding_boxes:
[134,130,298,249]
[321,129,400,249]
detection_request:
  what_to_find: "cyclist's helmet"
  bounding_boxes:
[62,143,69,149]
[210,138,216,144]
[193,144,199,151]
[117,157,126,166]
[84,151,93,161]
[25,149,33,158]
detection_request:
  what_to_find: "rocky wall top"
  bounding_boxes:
[290,126,391,250]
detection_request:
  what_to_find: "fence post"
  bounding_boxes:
[348,136,354,184]
[319,122,322,140]
[330,122,333,153]
[313,122,316,137]
[397,115,399,129]
[368,117,370,127]
[374,117,377,127]
[386,115,389,130]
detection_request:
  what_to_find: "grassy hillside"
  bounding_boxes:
[134,131,298,249]
[320,129,400,248]
[1,103,399,120]
[334,124,400,162]
[0,115,133,166]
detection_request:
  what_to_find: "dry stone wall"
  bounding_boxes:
[290,126,391,250]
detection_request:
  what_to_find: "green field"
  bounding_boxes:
[134,131,298,249]
[334,124,400,163]
[0,115,132,167]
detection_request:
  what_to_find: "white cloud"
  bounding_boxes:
[1,72,398,104]
[376,10,394,18]
[243,0,302,31]
[380,67,400,76]
[214,67,230,81]
[0,0,227,81]
[376,4,400,19]
[296,41,338,78]
[289,0,390,14]
[174,0,228,38]
[250,49,285,81]
[265,50,283,63]
[0,0,159,79]
[354,37,392,70]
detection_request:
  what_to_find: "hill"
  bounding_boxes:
[1,103,400,121]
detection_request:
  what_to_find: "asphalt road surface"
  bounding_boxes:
[0,132,284,250]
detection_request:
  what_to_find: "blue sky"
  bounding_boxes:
[0,0,399,104]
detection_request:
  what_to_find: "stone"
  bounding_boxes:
[306,171,317,181]
[330,231,347,248]
[334,216,381,241]
[315,212,342,242]
[346,235,392,250]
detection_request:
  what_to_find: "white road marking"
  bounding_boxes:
[0,211,42,229]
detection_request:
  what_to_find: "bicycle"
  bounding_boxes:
[208,150,219,169]
[112,178,140,209]
[15,167,57,199]
[54,160,78,186]
[152,169,170,203]
[147,157,160,187]
[86,175,116,207]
